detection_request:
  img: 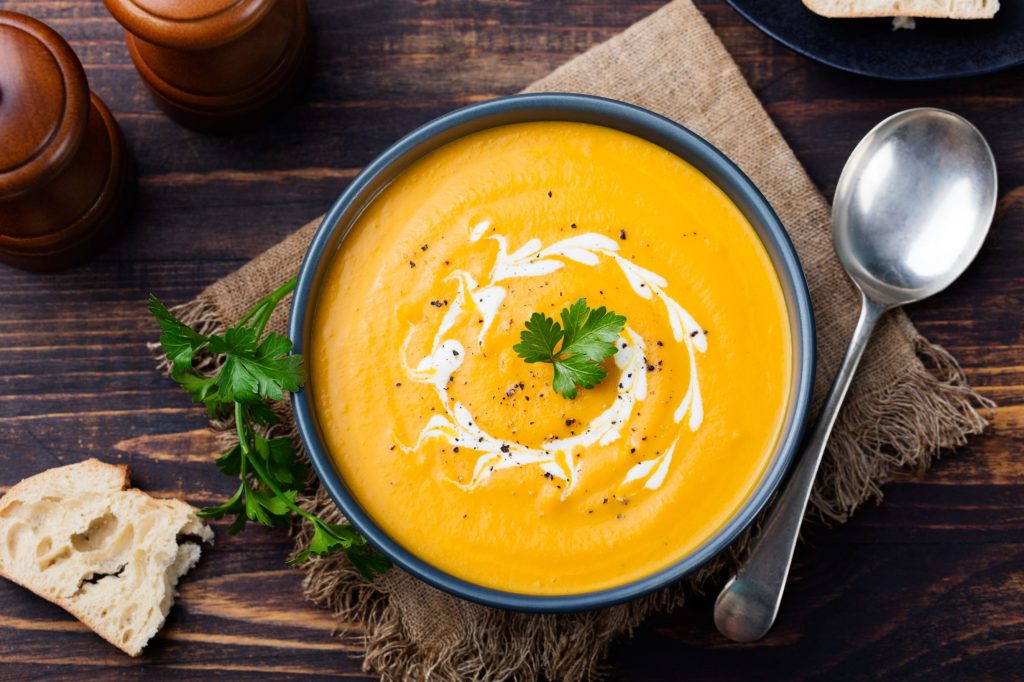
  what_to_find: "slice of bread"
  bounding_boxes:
[0,459,213,656]
[803,0,999,18]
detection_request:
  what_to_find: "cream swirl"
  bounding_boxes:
[399,222,707,498]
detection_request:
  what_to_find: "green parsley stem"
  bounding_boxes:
[234,400,320,528]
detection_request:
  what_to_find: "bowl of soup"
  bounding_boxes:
[289,93,815,611]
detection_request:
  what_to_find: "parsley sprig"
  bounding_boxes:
[513,298,626,399]
[149,279,390,578]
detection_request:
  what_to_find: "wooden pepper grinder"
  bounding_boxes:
[0,11,134,272]
[102,0,314,132]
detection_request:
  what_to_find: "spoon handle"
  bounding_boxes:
[713,293,888,643]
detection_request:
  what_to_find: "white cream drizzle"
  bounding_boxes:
[622,437,678,491]
[399,222,707,499]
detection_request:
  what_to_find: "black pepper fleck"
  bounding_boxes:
[619,229,627,240]
[547,190,553,198]
[420,244,428,251]
[565,418,576,427]
[409,260,416,268]
[500,444,511,453]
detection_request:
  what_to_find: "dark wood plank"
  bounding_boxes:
[0,0,1022,679]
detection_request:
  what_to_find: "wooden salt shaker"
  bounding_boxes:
[0,11,134,272]
[102,0,314,132]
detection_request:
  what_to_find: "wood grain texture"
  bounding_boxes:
[0,0,1021,679]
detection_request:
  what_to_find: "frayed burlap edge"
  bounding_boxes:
[811,336,993,523]
[149,296,993,682]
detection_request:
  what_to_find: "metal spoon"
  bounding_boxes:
[713,108,997,643]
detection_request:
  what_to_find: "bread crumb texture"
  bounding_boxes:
[0,459,213,656]
[802,0,999,18]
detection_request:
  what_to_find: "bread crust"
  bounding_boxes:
[802,0,1000,19]
[0,459,130,514]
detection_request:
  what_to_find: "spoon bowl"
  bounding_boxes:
[714,107,997,643]
[834,108,997,306]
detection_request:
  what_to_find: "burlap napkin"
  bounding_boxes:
[157,1,991,679]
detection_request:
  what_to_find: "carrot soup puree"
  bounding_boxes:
[311,121,792,595]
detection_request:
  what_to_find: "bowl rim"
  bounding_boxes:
[289,92,816,613]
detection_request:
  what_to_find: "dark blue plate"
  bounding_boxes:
[725,0,1024,80]
[289,93,815,612]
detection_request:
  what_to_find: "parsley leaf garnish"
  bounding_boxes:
[149,278,389,579]
[513,298,626,399]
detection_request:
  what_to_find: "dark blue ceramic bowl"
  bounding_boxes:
[289,93,816,613]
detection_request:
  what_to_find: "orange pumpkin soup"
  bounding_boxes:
[311,121,792,595]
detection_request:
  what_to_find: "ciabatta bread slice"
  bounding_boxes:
[0,459,213,656]
[803,0,999,18]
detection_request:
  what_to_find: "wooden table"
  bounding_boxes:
[1,1,1021,678]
